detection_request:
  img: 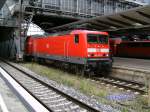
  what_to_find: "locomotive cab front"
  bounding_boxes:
[86,33,112,73]
[87,34,109,58]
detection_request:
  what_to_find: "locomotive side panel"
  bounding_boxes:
[68,34,87,58]
[35,38,48,56]
[25,36,33,56]
[67,33,87,64]
[48,35,68,56]
[46,34,87,64]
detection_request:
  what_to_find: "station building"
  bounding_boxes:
[0,0,147,59]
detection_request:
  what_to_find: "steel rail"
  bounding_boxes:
[92,76,146,94]
[0,64,50,112]
[1,59,102,112]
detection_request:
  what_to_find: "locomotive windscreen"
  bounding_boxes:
[87,34,108,44]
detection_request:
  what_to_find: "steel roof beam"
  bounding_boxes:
[136,11,150,19]
[106,17,133,26]
[88,21,110,29]
[120,14,149,25]
[48,6,150,32]
[96,20,124,28]
[86,24,105,31]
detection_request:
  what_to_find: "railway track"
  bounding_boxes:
[92,76,147,94]
[44,62,147,94]
[0,60,146,112]
[0,60,108,112]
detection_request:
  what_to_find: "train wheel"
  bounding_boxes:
[38,58,45,64]
[24,55,32,62]
[75,65,85,76]
[80,65,85,77]
[75,65,79,75]
[68,63,73,73]
[87,70,95,78]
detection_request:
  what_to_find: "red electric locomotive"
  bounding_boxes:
[25,30,112,73]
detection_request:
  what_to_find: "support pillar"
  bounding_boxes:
[14,28,23,61]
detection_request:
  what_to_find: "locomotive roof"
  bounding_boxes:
[29,30,108,38]
[70,30,108,35]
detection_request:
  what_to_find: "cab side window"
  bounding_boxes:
[74,34,79,44]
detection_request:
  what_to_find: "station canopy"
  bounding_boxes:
[48,5,150,33]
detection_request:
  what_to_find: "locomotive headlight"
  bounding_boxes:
[100,48,109,53]
[106,54,109,57]
[87,48,96,53]
[88,54,94,57]
[88,54,91,57]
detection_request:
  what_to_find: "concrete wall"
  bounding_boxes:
[0,27,16,59]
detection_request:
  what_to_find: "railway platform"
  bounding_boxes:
[0,74,29,112]
[113,57,150,71]
[112,57,150,84]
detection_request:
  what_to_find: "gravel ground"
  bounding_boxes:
[11,62,122,112]
[20,62,150,112]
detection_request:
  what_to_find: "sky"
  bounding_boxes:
[144,0,150,3]
[134,0,150,3]
[27,23,45,36]
[140,0,150,3]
